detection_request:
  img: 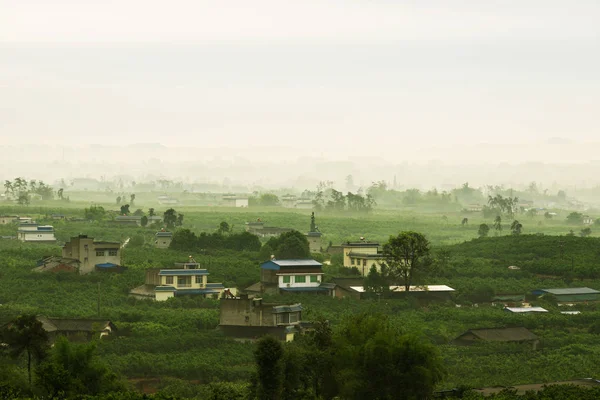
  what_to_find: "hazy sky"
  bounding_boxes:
[1,0,599,158]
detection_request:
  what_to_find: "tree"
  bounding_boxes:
[333,313,444,400]
[461,217,468,226]
[218,221,230,234]
[17,192,31,205]
[148,208,155,217]
[84,205,106,221]
[364,265,388,296]
[253,336,284,400]
[266,231,311,259]
[164,208,177,228]
[140,215,148,227]
[567,212,584,224]
[57,188,64,200]
[494,215,502,233]
[526,208,538,218]
[382,231,431,292]
[259,193,280,207]
[511,220,523,235]
[120,204,130,215]
[544,211,553,219]
[2,314,49,387]
[169,229,197,250]
[176,213,184,227]
[478,223,490,238]
[116,196,121,205]
[580,227,592,237]
[130,193,136,205]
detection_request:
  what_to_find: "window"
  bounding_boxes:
[96,251,105,257]
[109,250,118,257]
[310,275,319,283]
[282,276,291,284]
[351,258,355,265]
[165,276,173,284]
[276,313,290,324]
[195,276,203,284]
[178,277,187,285]
[295,275,306,283]
[289,312,299,323]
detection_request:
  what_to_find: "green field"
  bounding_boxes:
[1,199,600,398]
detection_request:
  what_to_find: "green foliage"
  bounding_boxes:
[164,208,177,228]
[84,205,106,221]
[566,212,583,224]
[120,204,130,215]
[478,224,490,238]
[140,215,148,227]
[266,231,311,259]
[382,231,431,290]
[170,229,261,252]
[253,336,284,400]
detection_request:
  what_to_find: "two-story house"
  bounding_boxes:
[219,295,302,341]
[341,240,386,276]
[62,235,122,274]
[17,223,57,243]
[251,259,333,295]
[151,260,226,301]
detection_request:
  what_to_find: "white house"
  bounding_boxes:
[154,262,226,301]
[17,224,57,243]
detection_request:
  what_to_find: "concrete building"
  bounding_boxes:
[246,259,334,295]
[17,224,57,243]
[0,215,18,224]
[347,284,456,301]
[36,317,117,343]
[223,194,249,208]
[62,235,122,274]
[341,240,385,276]
[154,230,173,248]
[245,219,293,237]
[131,259,226,301]
[113,215,162,226]
[281,194,297,208]
[219,295,302,341]
[531,287,600,303]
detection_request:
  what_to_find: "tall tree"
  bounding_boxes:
[253,336,284,400]
[119,204,130,215]
[130,193,136,205]
[140,215,148,227]
[511,220,523,235]
[148,208,155,217]
[478,223,490,238]
[382,231,431,292]
[3,314,49,387]
[176,213,184,227]
[164,208,177,228]
[494,215,502,233]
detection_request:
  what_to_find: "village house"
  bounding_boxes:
[157,195,179,205]
[113,215,162,226]
[154,230,173,248]
[62,235,122,274]
[582,215,594,225]
[130,258,227,301]
[17,223,57,243]
[531,287,600,303]
[341,240,386,276]
[246,259,334,296]
[223,194,249,208]
[504,306,548,313]
[453,327,539,350]
[219,295,302,341]
[346,284,456,301]
[295,198,313,209]
[0,215,18,224]
[281,194,297,208]
[33,256,81,273]
[36,316,117,343]
[245,219,293,237]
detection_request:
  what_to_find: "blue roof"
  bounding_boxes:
[155,285,176,292]
[206,283,225,288]
[95,263,119,268]
[261,259,322,270]
[158,269,209,276]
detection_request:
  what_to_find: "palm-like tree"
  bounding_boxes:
[494,216,502,233]
[3,314,49,386]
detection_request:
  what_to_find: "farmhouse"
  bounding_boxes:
[154,230,173,248]
[532,287,600,303]
[36,316,116,343]
[113,215,162,226]
[248,259,333,295]
[219,295,302,341]
[341,240,385,276]
[223,194,249,208]
[17,223,57,243]
[62,235,122,274]
[281,194,297,208]
[33,256,80,273]
[157,195,179,205]
[130,259,226,301]
[453,327,539,350]
[0,215,18,224]
[347,284,456,301]
[245,219,293,237]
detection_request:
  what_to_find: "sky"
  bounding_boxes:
[1,0,599,159]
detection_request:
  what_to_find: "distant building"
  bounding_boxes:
[0,215,18,225]
[157,195,179,205]
[341,240,385,276]
[223,194,249,208]
[154,230,173,248]
[467,204,483,212]
[583,216,594,225]
[113,215,162,226]
[245,219,293,237]
[33,256,80,273]
[531,287,600,303]
[453,327,539,350]
[295,198,313,209]
[17,223,57,243]
[504,306,548,313]
[305,212,322,253]
[36,316,117,343]
[347,284,455,301]
[62,235,122,274]
[281,194,297,208]
[219,295,302,341]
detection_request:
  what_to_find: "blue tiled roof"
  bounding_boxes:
[261,259,322,270]
[158,269,209,276]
